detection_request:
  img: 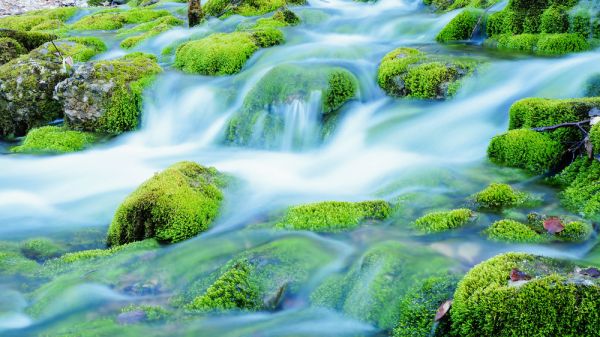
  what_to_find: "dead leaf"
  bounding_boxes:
[510,268,532,282]
[543,217,564,234]
[580,268,600,278]
[435,300,452,321]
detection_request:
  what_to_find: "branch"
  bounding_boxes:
[532,119,590,133]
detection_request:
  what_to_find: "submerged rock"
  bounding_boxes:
[107,161,227,246]
[377,47,477,100]
[451,253,600,337]
[413,208,474,233]
[54,52,162,135]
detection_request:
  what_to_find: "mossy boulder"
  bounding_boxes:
[423,0,500,11]
[0,37,26,65]
[20,238,64,262]
[226,64,358,148]
[471,183,529,210]
[485,219,546,243]
[451,253,600,337]
[187,236,336,312]
[11,126,97,154]
[118,15,184,49]
[204,0,305,17]
[553,157,600,220]
[54,53,161,135]
[392,274,460,337]
[436,9,484,42]
[310,241,460,329]
[487,33,590,55]
[0,55,66,138]
[107,161,227,246]
[413,208,474,233]
[71,8,171,31]
[486,214,593,243]
[30,37,107,63]
[487,129,563,174]
[0,7,77,31]
[275,200,391,232]
[377,47,477,99]
[0,30,57,51]
[0,241,40,278]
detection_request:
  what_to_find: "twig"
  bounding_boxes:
[532,119,591,133]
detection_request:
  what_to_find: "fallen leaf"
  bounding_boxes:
[543,217,564,234]
[580,268,600,278]
[510,268,532,282]
[435,300,452,321]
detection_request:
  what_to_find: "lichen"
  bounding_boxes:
[11,126,97,154]
[413,208,474,233]
[107,161,226,246]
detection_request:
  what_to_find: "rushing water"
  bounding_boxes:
[2,0,600,335]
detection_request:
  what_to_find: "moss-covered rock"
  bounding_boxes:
[107,161,227,246]
[54,52,161,134]
[20,238,64,262]
[204,0,305,18]
[377,47,477,99]
[0,55,66,138]
[553,157,600,221]
[0,241,40,278]
[0,37,26,65]
[226,64,358,148]
[413,208,474,233]
[471,183,529,210]
[275,200,391,232]
[436,9,483,42]
[487,129,563,174]
[11,126,97,154]
[0,29,57,51]
[585,74,600,97]
[0,7,77,31]
[71,8,171,31]
[392,274,460,337]
[31,37,107,63]
[311,242,460,329]
[423,0,500,11]
[451,253,600,337]
[485,219,546,243]
[118,15,184,49]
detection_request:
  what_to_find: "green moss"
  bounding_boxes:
[471,183,528,210]
[424,0,500,11]
[275,200,391,232]
[392,274,460,337]
[11,126,97,154]
[0,246,40,277]
[120,304,170,322]
[585,74,600,97]
[119,15,184,49]
[377,47,477,99]
[108,161,226,246]
[72,8,170,31]
[490,33,540,52]
[0,30,57,51]
[451,253,600,337]
[590,124,600,154]
[556,221,593,242]
[0,37,26,65]
[187,260,262,311]
[487,129,563,174]
[536,33,590,55]
[436,9,483,43]
[540,6,569,33]
[413,208,474,233]
[509,97,600,145]
[485,219,546,243]
[554,157,600,220]
[55,239,159,265]
[20,238,64,261]
[0,7,76,31]
[204,0,302,17]
[30,37,107,63]
[174,32,258,75]
[226,64,357,148]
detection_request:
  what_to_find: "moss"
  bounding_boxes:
[72,8,170,31]
[540,6,569,33]
[0,37,26,65]
[30,37,107,63]
[20,238,64,262]
[413,208,474,233]
[508,97,600,145]
[174,32,259,75]
[556,221,593,242]
[273,8,301,25]
[0,7,77,31]
[554,157,600,220]
[275,200,391,232]
[585,74,600,97]
[120,304,170,322]
[55,239,159,265]
[485,219,546,243]
[536,33,590,55]
[0,242,40,277]
[392,274,460,337]
[377,47,476,99]
[436,9,483,42]
[471,183,528,210]
[487,129,563,174]
[490,33,540,53]
[424,0,500,11]
[187,260,262,311]
[204,0,302,17]
[0,30,57,51]
[11,126,97,154]
[108,161,226,246]
[311,241,459,329]
[451,253,600,337]
[590,124,600,154]
[119,15,184,49]
[226,64,357,148]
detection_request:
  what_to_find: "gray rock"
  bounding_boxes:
[116,310,146,325]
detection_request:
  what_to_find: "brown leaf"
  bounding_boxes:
[435,300,452,321]
[510,268,532,282]
[580,268,600,278]
[543,217,564,234]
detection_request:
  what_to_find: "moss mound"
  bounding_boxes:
[275,200,391,232]
[413,208,474,233]
[204,0,305,17]
[0,7,77,32]
[471,183,529,210]
[0,30,57,51]
[451,253,600,337]
[0,37,27,65]
[226,64,358,148]
[11,126,97,154]
[71,8,171,31]
[118,15,184,49]
[423,0,500,11]
[30,37,107,62]
[108,161,227,246]
[487,129,563,174]
[20,238,64,262]
[485,219,546,243]
[436,9,483,42]
[553,157,600,220]
[377,47,477,99]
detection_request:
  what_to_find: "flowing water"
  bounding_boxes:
[2,0,600,335]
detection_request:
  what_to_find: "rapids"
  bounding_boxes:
[1,0,600,335]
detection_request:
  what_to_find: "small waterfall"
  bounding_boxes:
[279,91,323,151]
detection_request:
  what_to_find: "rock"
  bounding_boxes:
[54,52,161,134]
[0,37,26,65]
[116,310,146,325]
[188,0,204,27]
